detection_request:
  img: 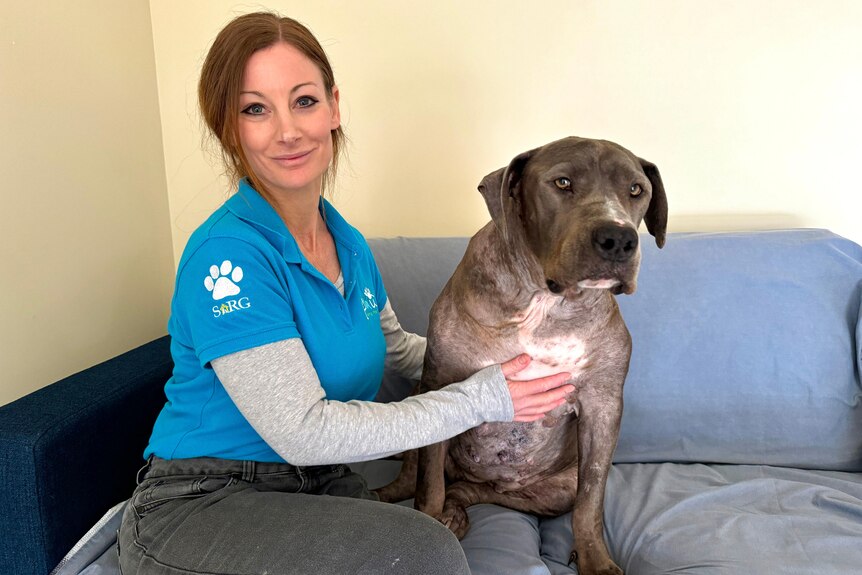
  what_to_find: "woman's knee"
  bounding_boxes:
[367,502,471,575]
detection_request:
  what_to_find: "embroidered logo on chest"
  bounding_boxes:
[360,287,379,319]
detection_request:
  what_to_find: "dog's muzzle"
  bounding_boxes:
[592,224,638,263]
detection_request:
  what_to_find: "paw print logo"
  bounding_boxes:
[204,260,244,300]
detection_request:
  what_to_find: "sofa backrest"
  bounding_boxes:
[369,229,862,472]
[617,229,862,471]
[369,237,469,402]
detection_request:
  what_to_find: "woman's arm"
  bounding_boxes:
[212,338,511,466]
[379,300,425,381]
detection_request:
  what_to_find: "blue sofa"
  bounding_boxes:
[2,229,861,574]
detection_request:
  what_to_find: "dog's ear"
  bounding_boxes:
[478,149,534,242]
[477,166,507,224]
[639,158,668,248]
[502,150,533,200]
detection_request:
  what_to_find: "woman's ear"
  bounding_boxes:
[330,85,341,129]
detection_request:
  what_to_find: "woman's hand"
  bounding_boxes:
[501,354,575,422]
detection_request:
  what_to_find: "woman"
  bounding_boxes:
[117,12,574,575]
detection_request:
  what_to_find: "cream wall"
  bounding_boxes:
[151,0,862,262]
[3,1,860,405]
[1,1,174,405]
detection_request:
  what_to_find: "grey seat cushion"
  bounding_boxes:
[359,459,862,574]
[606,463,862,573]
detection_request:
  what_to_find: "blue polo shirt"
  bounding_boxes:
[145,180,388,462]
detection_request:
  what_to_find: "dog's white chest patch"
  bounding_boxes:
[509,293,588,380]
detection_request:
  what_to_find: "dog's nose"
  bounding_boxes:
[592,225,638,262]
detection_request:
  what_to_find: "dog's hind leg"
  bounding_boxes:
[440,472,577,539]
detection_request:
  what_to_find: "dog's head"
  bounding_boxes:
[478,136,667,296]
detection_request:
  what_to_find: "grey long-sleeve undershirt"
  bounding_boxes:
[211,301,513,466]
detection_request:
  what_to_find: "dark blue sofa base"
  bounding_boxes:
[0,336,172,575]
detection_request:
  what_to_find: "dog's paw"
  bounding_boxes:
[204,260,243,300]
[569,549,623,575]
[439,502,470,539]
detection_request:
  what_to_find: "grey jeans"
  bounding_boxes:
[118,456,470,575]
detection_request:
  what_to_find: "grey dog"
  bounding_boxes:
[378,136,667,575]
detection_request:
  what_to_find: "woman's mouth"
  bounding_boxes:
[273,150,312,164]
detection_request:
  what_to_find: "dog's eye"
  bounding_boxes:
[630,183,643,197]
[554,177,572,191]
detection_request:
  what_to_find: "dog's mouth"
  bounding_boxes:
[577,278,621,290]
[543,252,640,296]
[546,276,633,296]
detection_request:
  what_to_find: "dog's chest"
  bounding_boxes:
[506,293,590,380]
[447,293,594,489]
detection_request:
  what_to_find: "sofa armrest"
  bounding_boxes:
[0,336,172,575]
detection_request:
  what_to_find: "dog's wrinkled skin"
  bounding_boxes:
[376,137,667,575]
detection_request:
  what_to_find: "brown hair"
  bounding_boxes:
[198,12,345,198]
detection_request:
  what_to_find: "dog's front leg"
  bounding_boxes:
[414,439,449,519]
[374,448,418,503]
[571,390,623,575]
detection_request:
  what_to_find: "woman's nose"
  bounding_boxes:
[276,111,300,143]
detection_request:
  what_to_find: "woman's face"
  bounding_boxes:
[238,42,340,198]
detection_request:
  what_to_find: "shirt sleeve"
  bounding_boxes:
[174,237,300,366]
[380,300,426,381]
[211,338,514,466]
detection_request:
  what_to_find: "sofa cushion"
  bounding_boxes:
[616,230,862,471]
[606,463,862,574]
[359,459,862,575]
[50,501,124,575]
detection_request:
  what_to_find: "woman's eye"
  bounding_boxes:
[554,177,572,191]
[296,96,318,108]
[630,183,643,197]
[241,103,266,115]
